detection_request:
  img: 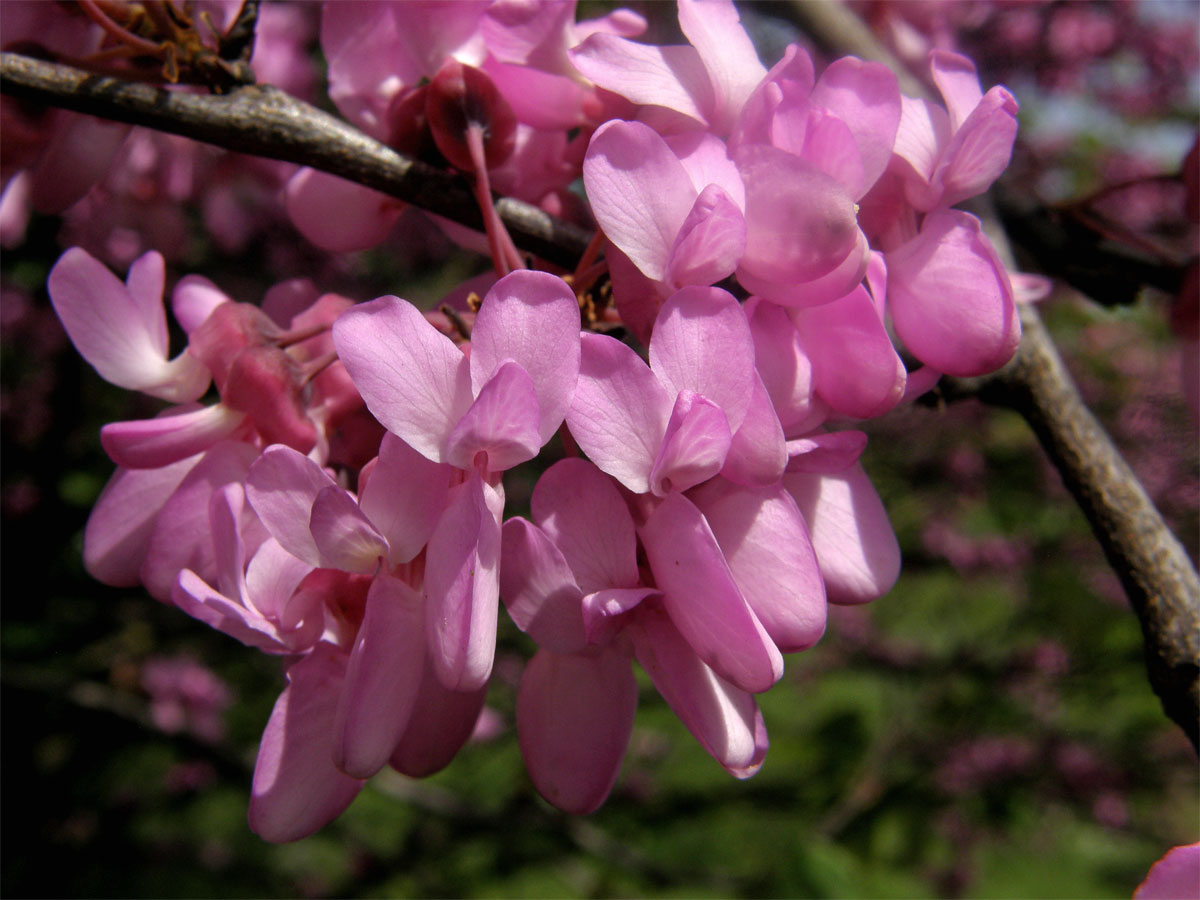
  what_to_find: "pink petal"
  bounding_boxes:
[483,61,588,130]
[172,275,230,334]
[736,144,861,285]
[323,1,487,134]
[666,184,747,288]
[333,573,426,778]
[650,286,755,430]
[244,539,316,633]
[171,569,290,653]
[332,295,473,463]
[609,241,676,348]
[48,248,209,402]
[285,166,404,253]
[793,287,906,419]
[424,473,501,691]
[745,298,817,432]
[648,390,732,497]
[810,57,901,196]
[245,444,339,567]
[666,131,746,205]
[530,457,640,593]
[321,2,421,137]
[738,227,870,310]
[573,7,647,43]
[799,109,867,199]
[1011,272,1053,305]
[482,0,576,69]
[1134,843,1200,900]
[389,653,489,778]
[249,644,364,843]
[901,365,944,403]
[929,50,983,133]
[721,373,788,488]
[469,270,581,445]
[731,43,816,152]
[517,648,637,814]
[499,517,588,654]
[0,171,31,248]
[886,210,1020,377]
[937,86,1019,208]
[783,463,901,604]
[570,35,712,125]
[125,251,168,346]
[582,588,658,646]
[29,114,128,214]
[359,433,453,566]
[785,430,869,474]
[309,486,389,574]
[640,493,783,693]
[630,607,764,775]
[677,0,766,134]
[100,403,247,470]
[582,119,697,282]
[690,480,826,653]
[892,96,950,188]
[83,457,200,587]
[140,442,260,601]
[446,361,542,473]
[566,332,671,495]
[607,240,671,346]
[262,279,323,329]
[208,483,249,603]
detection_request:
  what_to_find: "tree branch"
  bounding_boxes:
[936,304,1200,749]
[0,52,591,269]
[790,0,1198,749]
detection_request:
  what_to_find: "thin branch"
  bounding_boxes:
[0,52,591,269]
[935,300,1200,749]
[788,0,1198,750]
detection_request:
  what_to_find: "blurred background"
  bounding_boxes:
[2,1,1197,896]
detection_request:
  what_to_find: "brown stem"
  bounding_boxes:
[0,52,591,269]
[936,303,1200,749]
[785,0,1200,750]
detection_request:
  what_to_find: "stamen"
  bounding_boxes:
[275,321,330,348]
[298,350,339,386]
[439,304,473,341]
[465,125,524,276]
[77,0,163,55]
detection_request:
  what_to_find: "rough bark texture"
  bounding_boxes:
[0,52,591,268]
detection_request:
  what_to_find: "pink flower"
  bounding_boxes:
[48,249,363,471]
[883,209,1021,377]
[500,458,769,811]
[333,269,581,691]
[891,50,1019,212]
[1135,843,1200,900]
[47,248,209,403]
[583,120,746,314]
[333,269,580,473]
[567,285,785,497]
[570,0,766,136]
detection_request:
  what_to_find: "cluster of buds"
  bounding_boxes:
[41,0,1025,840]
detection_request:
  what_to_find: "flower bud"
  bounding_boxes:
[425,60,517,173]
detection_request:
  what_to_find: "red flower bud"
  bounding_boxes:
[425,60,516,173]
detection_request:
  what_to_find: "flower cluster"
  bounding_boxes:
[39,0,1023,840]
